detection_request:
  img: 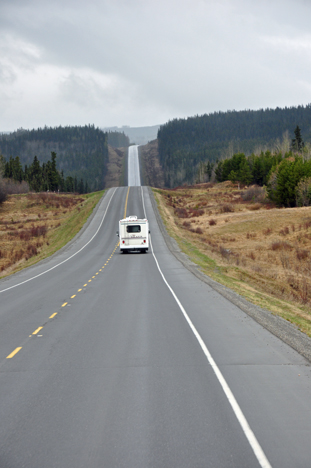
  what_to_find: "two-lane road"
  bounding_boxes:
[0,147,311,467]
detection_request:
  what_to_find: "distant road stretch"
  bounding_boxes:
[127,145,141,186]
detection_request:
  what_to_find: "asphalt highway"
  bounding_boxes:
[0,161,311,466]
[128,145,141,186]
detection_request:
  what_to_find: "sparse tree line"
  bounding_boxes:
[0,152,88,204]
[211,126,311,207]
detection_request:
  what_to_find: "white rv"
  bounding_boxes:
[117,216,149,253]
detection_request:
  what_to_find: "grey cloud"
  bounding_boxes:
[0,0,310,130]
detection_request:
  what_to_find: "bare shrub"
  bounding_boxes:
[279,226,290,236]
[263,228,272,235]
[242,185,266,203]
[247,251,256,260]
[219,246,230,260]
[174,207,188,218]
[196,227,203,234]
[30,225,47,237]
[209,219,217,226]
[220,204,234,213]
[299,277,309,304]
[25,244,38,259]
[296,249,309,261]
[182,221,191,228]
[246,232,256,239]
[271,241,292,251]
[189,208,204,217]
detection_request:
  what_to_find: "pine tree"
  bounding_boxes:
[291,126,304,152]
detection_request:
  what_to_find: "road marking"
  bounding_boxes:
[92,276,95,279]
[62,302,68,307]
[7,347,22,359]
[96,272,99,275]
[84,284,87,287]
[49,312,57,318]
[32,326,43,335]
[88,280,92,283]
[124,186,130,218]
[71,295,76,298]
[0,188,117,295]
[141,185,272,468]
[78,289,82,292]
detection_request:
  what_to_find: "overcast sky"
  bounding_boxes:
[0,0,310,132]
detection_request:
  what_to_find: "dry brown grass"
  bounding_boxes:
[154,181,311,336]
[0,191,98,277]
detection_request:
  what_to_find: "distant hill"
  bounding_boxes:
[0,125,127,191]
[103,125,160,145]
[158,104,311,187]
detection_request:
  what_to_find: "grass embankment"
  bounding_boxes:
[0,191,104,279]
[153,182,311,337]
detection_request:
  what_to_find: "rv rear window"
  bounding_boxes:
[127,225,141,233]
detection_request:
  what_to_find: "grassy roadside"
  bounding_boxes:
[152,185,311,338]
[0,190,104,279]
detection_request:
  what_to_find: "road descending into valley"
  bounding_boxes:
[0,145,311,467]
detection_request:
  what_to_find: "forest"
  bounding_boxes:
[107,131,130,148]
[0,125,109,192]
[158,104,311,187]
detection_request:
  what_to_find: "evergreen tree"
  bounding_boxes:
[291,125,304,152]
[239,159,252,185]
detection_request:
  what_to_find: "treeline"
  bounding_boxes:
[158,104,311,187]
[211,129,311,207]
[0,125,112,191]
[3,152,88,193]
[107,131,130,148]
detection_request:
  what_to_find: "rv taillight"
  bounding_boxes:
[143,240,146,243]
[122,240,125,244]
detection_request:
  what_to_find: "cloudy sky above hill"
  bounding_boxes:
[0,0,310,131]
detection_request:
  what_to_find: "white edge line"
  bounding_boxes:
[143,187,272,468]
[0,188,117,294]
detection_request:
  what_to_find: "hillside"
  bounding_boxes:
[153,182,311,337]
[158,104,311,187]
[139,140,165,188]
[0,126,112,191]
[105,146,127,188]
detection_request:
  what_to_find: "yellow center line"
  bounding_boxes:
[88,280,92,282]
[71,295,76,299]
[7,347,22,359]
[96,272,99,275]
[78,289,82,292]
[92,276,95,279]
[124,186,130,218]
[62,302,68,307]
[99,269,102,272]
[50,312,57,319]
[32,326,43,335]
[84,284,87,287]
